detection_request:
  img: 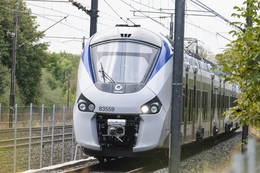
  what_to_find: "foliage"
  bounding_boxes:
[0,0,48,105]
[46,52,75,83]
[216,0,260,125]
[44,52,80,107]
[0,64,9,95]
[0,1,80,107]
[39,69,64,106]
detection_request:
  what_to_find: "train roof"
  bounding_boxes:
[89,26,162,47]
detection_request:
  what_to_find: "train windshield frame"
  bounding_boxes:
[91,41,160,84]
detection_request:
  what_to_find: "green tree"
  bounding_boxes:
[0,0,48,105]
[216,0,260,125]
[0,63,9,95]
[46,52,79,82]
[39,68,64,106]
[45,52,80,106]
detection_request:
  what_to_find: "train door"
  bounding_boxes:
[183,71,189,142]
[211,75,220,137]
[187,71,194,142]
[192,72,197,141]
[210,74,214,137]
[218,79,222,132]
[191,59,203,140]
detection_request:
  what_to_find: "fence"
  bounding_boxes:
[0,103,85,173]
[231,138,260,173]
[0,103,73,129]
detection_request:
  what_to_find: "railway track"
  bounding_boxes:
[0,133,73,149]
[0,125,72,139]
[0,125,73,149]
[32,131,240,173]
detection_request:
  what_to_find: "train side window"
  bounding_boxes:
[230,97,236,107]
[213,93,216,116]
[193,89,198,122]
[217,93,221,109]
[225,95,229,109]
[211,91,215,111]
[221,93,225,114]
[203,92,208,120]
[197,90,201,112]
[188,89,193,122]
[229,96,233,108]
[192,88,196,109]
[182,88,185,122]
[207,64,213,73]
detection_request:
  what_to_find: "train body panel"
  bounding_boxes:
[76,58,94,96]
[73,26,239,158]
[73,110,100,151]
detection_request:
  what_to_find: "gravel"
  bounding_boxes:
[155,132,242,173]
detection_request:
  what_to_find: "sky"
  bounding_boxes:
[25,0,244,55]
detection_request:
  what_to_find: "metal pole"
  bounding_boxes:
[169,0,185,172]
[67,76,70,108]
[170,14,174,39]
[69,0,98,37]
[40,104,44,168]
[74,144,80,160]
[50,105,55,165]
[28,103,33,170]
[71,125,75,161]
[13,104,18,173]
[9,2,18,128]
[241,125,248,152]
[241,1,252,153]
[89,0,98,36]
[62,106,66,163]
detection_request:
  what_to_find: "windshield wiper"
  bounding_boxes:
[99,63,115,83]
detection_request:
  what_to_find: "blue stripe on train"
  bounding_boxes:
[149,39,172,80]
[82,39,95,83]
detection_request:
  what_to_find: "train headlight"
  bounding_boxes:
[140,97,162,114]
[77,94,95,112]
[79,103,87,111]
[141,105,149,114]
[150,104,159,114]
[88,103,95,111]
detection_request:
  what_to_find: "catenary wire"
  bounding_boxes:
[104,0,128,24]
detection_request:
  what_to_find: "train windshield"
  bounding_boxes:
[91,41,159,84]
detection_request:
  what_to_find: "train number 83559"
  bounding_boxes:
[99,106,115,112]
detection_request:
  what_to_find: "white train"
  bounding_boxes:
[73,25,239,159]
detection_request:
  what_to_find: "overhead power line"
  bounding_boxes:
[120,0,169,29]
[189,0,245,32]
[19,15,69,48]
[44,36,85,39]
[68,0,91,16]
[27,2,89,20]
[104,0,127,24]
[68,0,98,36]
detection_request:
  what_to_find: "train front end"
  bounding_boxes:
[73,26,173,158]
